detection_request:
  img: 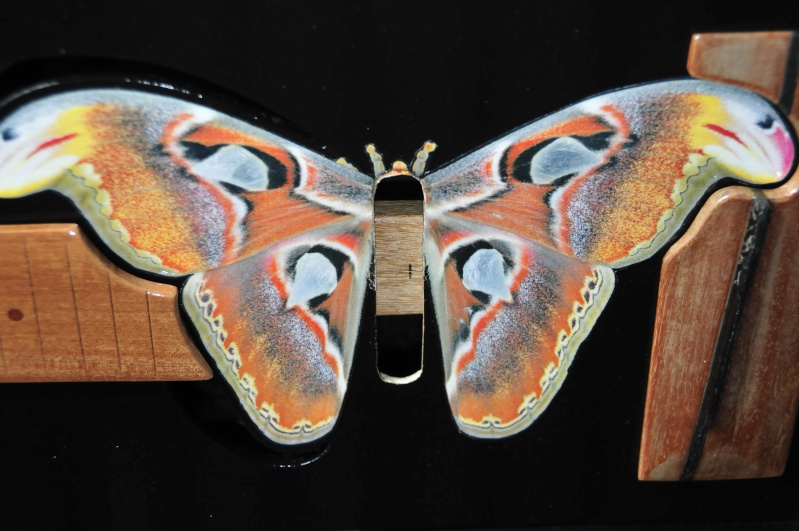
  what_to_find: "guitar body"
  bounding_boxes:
[0,2,798,528]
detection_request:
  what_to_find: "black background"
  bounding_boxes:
[1,1,799,529]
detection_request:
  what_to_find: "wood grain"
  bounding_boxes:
[695,166,799,479]
[374,200,425,316]
[638,187,753,480]
[688,32,792,105]
[640,169,799,480]
[688,31,799,120]
[0,224,211,382]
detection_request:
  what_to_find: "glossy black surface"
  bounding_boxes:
[1,1,799,529]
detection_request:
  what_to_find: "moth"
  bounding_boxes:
[0,79,793,445]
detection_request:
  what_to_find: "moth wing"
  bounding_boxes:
[0,88,374,275]
[424,215,613,437]
[0,87,375,444]
[184,217,372,444]
[422,79,794,437]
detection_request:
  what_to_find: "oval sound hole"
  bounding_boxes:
[374,174,424,384]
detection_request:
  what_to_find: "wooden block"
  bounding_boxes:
[688,31,799,119]
[695,167,799,479]
[374,200,425,316]
[0,224,211,382]
[639,187,753,480]
[640,31,799,480]
[640,168,799,481]
[688,32,792,103]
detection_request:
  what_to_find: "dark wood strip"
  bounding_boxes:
[681,195,771,480]
[778,32,799,112]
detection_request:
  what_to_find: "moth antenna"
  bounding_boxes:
[411,141,437,176]
[366,144,386,177]
[336,157,358,171]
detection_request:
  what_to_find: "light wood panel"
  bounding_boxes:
[0,224,211,382]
